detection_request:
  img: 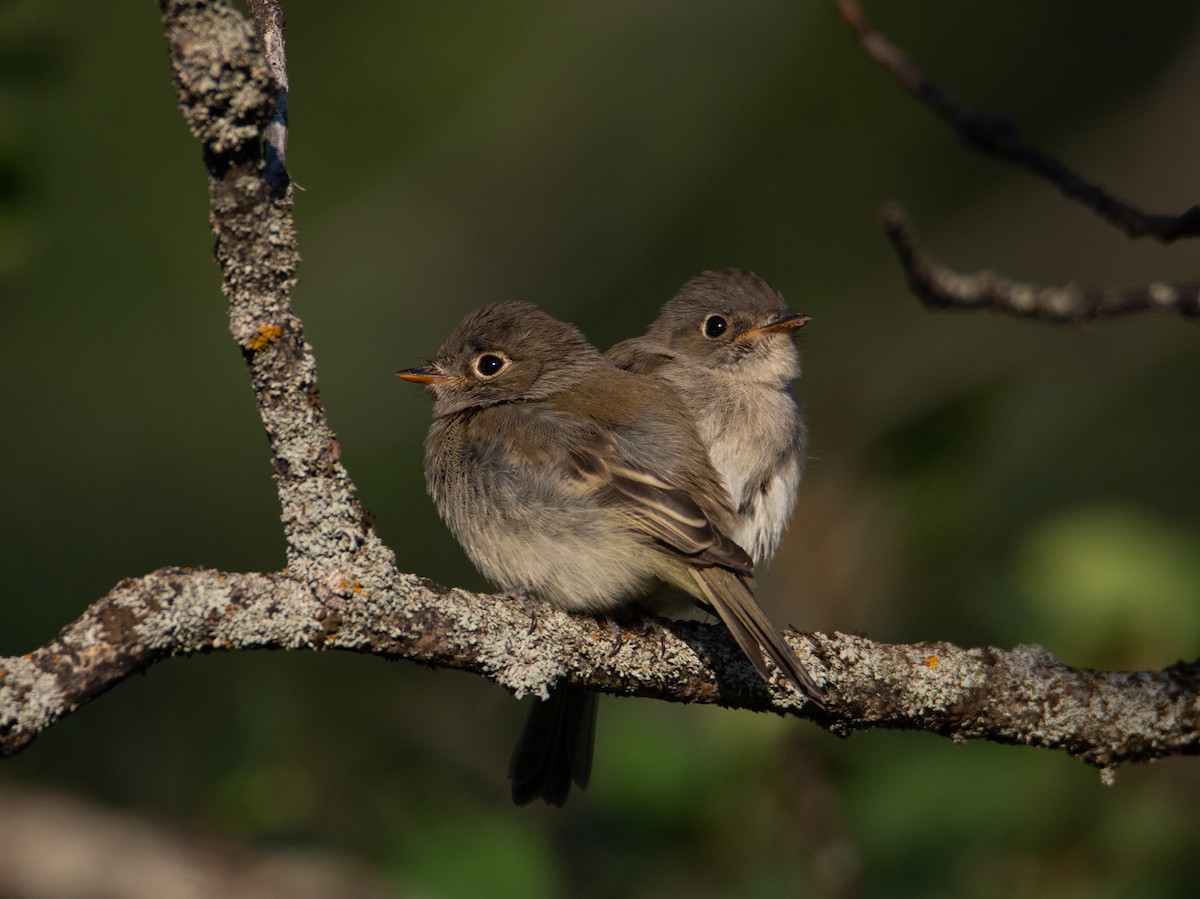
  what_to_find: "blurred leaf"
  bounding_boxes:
[1013,504,1200,667]
[386,814,560,899]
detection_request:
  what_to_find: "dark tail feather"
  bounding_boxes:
[689,567,826,708]
[508,687,599,807]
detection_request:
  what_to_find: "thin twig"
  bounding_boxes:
[882,205,1200,321]
[836,0,1200,243]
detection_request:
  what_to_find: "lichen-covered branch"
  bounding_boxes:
[2,565,1198,774]
[7,0,1191,776]
[162,0,386,589]
[882,205,1200,321]
[836,0,1200,243]
[0,563,812,757]
[822,636,1200,773]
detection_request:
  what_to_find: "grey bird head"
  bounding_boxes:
[396,301,605,416]
[644,269,808,379]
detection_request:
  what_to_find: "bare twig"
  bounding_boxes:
[883,205,1200,321]
[836,0,1200,243]
[5,0,1190,780]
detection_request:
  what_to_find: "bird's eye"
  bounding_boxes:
[703,315,728,339]
[474,353,507,377]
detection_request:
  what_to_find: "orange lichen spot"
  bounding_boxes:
[339,579,351,591]
[924,655,940,669]
[225,604,237,615]
[352,580,364,595]
[0,668,8,679]
[22,654,32,661]
[249,324,282,350]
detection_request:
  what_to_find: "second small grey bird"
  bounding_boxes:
[397,301,824,807]
[607,269,809,565]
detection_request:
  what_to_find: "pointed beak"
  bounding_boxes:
[734,312,811,343]
[395,364,450,386]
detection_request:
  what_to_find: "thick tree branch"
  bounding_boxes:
[2,566,1197,775]
[162,0,381,588]
[836,0,1200,243]
[5,0,1194,778]
[882,205,1200,321]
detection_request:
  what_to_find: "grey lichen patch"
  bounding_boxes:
[906,647,983,715]
[350,572,618,702]
[164,0,273,156]
[215,581,319,650]
[0,659,68,739]
[106,569,311,655]
[482,649,564,702]
[472,604,583,701]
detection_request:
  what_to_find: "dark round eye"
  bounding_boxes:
[703,315,728,339]
[474,353,506,377]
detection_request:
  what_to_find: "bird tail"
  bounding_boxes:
[688,566,825,708]
[508,687,599,806]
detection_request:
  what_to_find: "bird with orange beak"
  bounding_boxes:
[397,300,824,807]
[607,269,810,565]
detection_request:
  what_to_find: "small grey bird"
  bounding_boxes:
[397,301,823,806]
[607,269,809,565]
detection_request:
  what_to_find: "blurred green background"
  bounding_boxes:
[2,1,1199,896]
